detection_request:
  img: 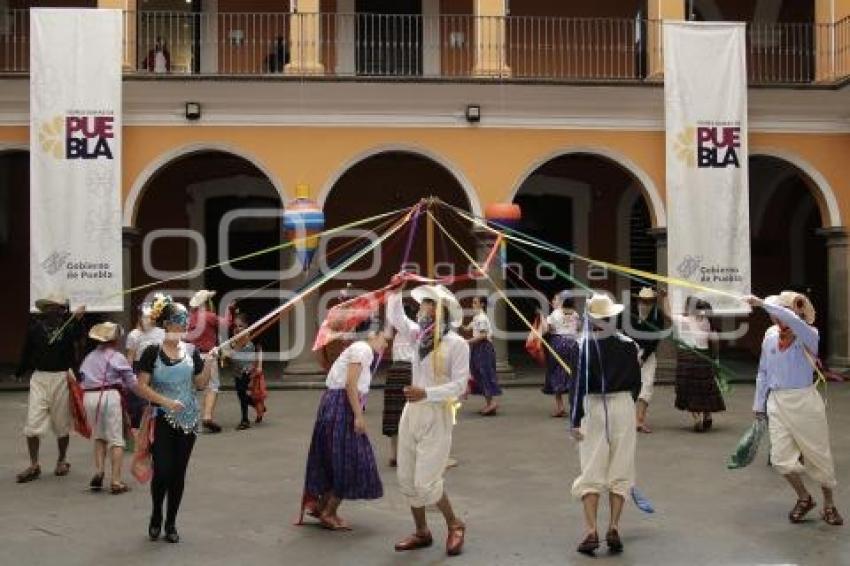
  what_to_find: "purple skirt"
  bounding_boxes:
[470,340,502,397]
[543,334,578,395]
[303,389,383,501]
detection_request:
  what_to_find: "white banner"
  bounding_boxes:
[30,9,123,311]
[664,22,750,314]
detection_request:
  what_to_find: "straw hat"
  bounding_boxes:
[35,293,68,312]
[411,284,463,327]
[88,322,123,343]
[765,290,816,325]
[189,289,216,308]
[635,287,658,300]
[586,293,625,320]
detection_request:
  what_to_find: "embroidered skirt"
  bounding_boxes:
[470,340,502,397]
[674,348,726,413]
[304,389,383,501]
[543,334,578,395]
[382,361,411,437]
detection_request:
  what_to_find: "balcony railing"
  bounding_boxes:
[1,10,848,86]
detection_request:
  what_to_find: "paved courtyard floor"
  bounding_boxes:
[1,384,848,566]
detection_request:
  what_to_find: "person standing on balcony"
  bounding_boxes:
[745,292,843,527]
[143,37,171,73]
[15,295,86,484]
[570,294,641,556]
[187,290,235,434]
[541,291,580,418]
[464,295,501,416]
[625,287,664,433]
[387,282,468,557]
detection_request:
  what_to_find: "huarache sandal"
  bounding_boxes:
[551,410,567,418]
[606,528,624,554]
[54,461,71,476]
[110,482,130,494]
[637,423,653,434]
[395,532,433,552]
[319,515,351,531]
[16,465,41,483]
[823,505,844,526]
[789,496,816,523]
[577,531,600,555]
[89,473,104,491]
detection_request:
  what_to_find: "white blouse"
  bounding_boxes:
[470,312,492,339]
[547,309,580,336]
[325,341,375,395]
[673,315,711,350]
[125,327,165,361]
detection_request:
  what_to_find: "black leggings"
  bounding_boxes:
[235,372,256,422]
[151,416,196,527]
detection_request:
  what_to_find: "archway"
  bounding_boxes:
[736,154,833,359]
[0,149,29,366]
[131,150,285,354]
[506,152,659,367]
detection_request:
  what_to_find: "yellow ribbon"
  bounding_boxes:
[432,295,462,425]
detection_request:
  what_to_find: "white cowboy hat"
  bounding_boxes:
[765,290,816,325]
[410,284,463,327]
[635,287,658,300]
[88,322,123,343]
[35,293,68,312]
[189,289,216,308]
[586,293,625,320]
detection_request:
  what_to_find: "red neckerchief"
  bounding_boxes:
[778,327,795,352]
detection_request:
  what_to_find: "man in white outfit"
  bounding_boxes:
[387,281,469,557]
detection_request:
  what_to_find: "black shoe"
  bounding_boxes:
[202,420,222,434]
[237,420,251,430]
[164,524,180,543]
[606,529,624,554]
[577,532,599,555]
[148,516,162,541]
[89,473,104,491]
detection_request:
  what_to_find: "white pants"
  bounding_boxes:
[206,362,220,393]
[24,371,71,438]
[571,392,637,499]
[638,352,657,404]
[83,390,125,448]
[767,385,837,488]
[397,401,453,508]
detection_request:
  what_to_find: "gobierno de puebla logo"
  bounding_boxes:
[674,121,742,169]
[38,112,116,160]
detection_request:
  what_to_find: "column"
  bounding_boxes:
[283,266,325,380]
[99,0,136,71]
[646,0,685,79]
[200,0,218,74]
[472,0,510,77]
[648,227,674,383]
[838,1,850,80]
[119,227,140,331]
[285,0,325,75]
[422,0,441,76]
[335,0,356,75]
[474,226,514,377]
[818,227,850,370]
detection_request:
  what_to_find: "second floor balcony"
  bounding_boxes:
[1,8,849,86]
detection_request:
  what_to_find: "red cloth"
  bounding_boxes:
[187,308,233,353]
[525,315,546,367]
[67,371,91,439]
[131,407,155,484]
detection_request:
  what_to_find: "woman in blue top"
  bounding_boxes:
[134,295,217,543]
[745,292,842,526]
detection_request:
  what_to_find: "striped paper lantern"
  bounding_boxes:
[283,184,325,269]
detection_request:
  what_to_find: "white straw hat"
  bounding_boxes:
[35,293,68,312]
[410,284,463,327]
[89,322,123,343]
[189,289,216,308]
[765,290,816,325]
[636,287,658,300]
[587,293,625,320]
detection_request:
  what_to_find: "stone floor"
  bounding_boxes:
[1,384,848,566]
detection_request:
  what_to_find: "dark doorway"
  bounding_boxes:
[356,0,423,75]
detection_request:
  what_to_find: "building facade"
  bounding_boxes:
[1,0,849,375]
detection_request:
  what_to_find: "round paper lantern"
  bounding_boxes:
[283,183,325,269]
[484,202,522,229]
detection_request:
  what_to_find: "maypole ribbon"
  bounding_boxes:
[219,205,417,354]
[426,211,573,378]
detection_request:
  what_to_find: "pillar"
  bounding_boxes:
[647,0,685,79]
[285,0,325,75]
[474,226,514,377]
[472,0,510,77]
[818,227,849,370]
[99,0,136,71]
[119,227,140,330]
[335,0,355,75]
[422,0,441,76]
[200,0,218,74]
[283,266,325,380]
